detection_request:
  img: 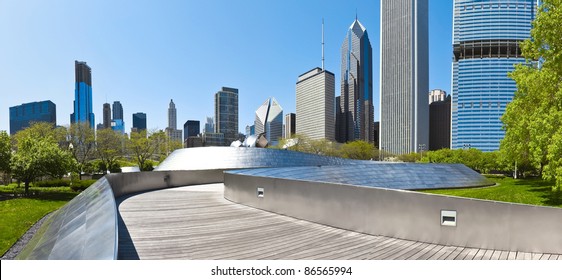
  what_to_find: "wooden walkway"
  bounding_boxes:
[117,184,561,260]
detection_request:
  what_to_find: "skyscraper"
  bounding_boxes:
[284,113,296,139]
[132,112,147,131]
[71,61,95,129]
[429,89,451,151]
[9,101,56,135]
[337,18,373,144]
[452,0,536,151]
[111,101,125,134]
[183,120,200,141]
[296,68,335,141]
[112,101,123,121]
[215,87,239,146]
[204,117,215,133]
[166,99,182,142]
[168,99,177,130]
[102,103,111,129]
[255,97,283,144]
[380,0,429,155]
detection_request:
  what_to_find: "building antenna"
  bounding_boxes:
[322,18,325,71]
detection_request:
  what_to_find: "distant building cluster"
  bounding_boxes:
[6,0,537,154]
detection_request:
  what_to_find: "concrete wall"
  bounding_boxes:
[224,173,562,254]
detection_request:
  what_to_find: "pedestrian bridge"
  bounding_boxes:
[15,147,562,260]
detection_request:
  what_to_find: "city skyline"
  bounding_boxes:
[0,1,453,136]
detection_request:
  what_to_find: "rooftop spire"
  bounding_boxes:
[322,18,325,71]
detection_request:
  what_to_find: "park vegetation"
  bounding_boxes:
[0,122,183,195]
[501,0,562,190]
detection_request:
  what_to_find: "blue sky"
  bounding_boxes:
[0,0,453,134]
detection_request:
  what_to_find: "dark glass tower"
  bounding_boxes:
[132,113,147,131]
[214,87,239,146]
[183,120,200,141]
[71,61,95,129]
[112,101,123,121]
[9,101,56,135]
[337,18,373,143]
[102,103,111,129]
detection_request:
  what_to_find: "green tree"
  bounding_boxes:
[127,130,166,171]
[96,128,125,174]
[339,141,375,160]
[10,136,75,195]
[502,0,562,189]
[13,122,67,149]
[69,122,96,177]
[0,131,12,184]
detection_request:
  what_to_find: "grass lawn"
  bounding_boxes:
[423,177,562,208]
[0,185,78,256]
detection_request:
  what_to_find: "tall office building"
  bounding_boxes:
[102,103,111,129]
[204,117,215,133]
[71,60,95,129]
[214,87,238,146]
[168,99,177,130]
[112,101,123,121]
[166,99,182,142]
[255,97,283,144]
[296,68,335,141]
[111,101,125,134]
[183,120,200,141]
[132,112,147,131]
[337,18,373,144]
[284,113,296,139]
[380,0,429,155]
[429,89,447,104]
[9,101,56,135]
[452,0,536,151]
[429,90,451,150]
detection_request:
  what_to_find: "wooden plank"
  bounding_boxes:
[507,251,517,260]
[407,243,440,260]
[444,247,465,260]
[461,248,480,260]
[481,250,495,260]
[498,251,509,260]
[532,253,543,260]
[117,183,557,260]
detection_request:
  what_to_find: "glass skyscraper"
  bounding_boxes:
[380,0,429,155]
[71,61,95,129]
[452,0,536,151]
[337,18,373,144]
[132,112,147,131]
[9,101,56,135]
[215,87,238,146]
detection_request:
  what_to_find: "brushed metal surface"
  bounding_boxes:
[16,177,118,260]
[224,172,562,254]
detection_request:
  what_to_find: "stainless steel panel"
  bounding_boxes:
[224,172,562,254]
[17,177,118,260]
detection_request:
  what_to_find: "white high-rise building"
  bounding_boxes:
[380,0,429,155]
[254,97,283,145]
[296,68,335,141]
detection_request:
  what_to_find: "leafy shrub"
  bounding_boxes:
[34,179,71,188]
[69,179,97,192]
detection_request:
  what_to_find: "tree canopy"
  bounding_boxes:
[501,0,562,189]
